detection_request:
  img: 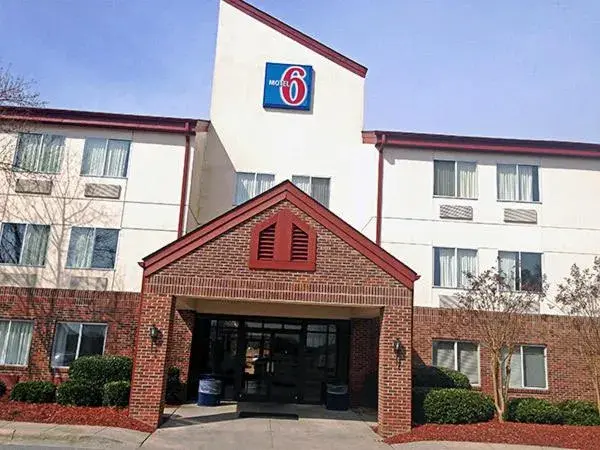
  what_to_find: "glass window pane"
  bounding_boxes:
[433,341,455,370]
[518,165,534,202]
[235,172,255,205]
[39,135,64,173]
[66,227,94,268]
[91,229,119,269]
[21,225,50,266]
[104,140,130,177]
[458,342,479,385]
[311,177,330,208]
[4,321,33,365]
[457,249,477,288]
[434,247,456,288]
[520,252,542,292]
[0,321,9,363]
[52,323,80,367]
[502,347,522,388]
[14,134,42,172]
[78,324,107,358]
[457,162,477,198]
[307,324,327,332]
[523,346,546,388]
[531,166,540,202]
[291,176,310,194]
[256,173,275,195]
[81,138,107,176]
[434,161,456,196]
[498,251,518,290]
[0,223,26,264]
[497,164,518,200]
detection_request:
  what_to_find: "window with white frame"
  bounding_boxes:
[66,227,119,269]
[0,223,50,266]
[234,172,275,205]
[433,340,480,385]
[433,160,477,199]
[13,133,65,174]
[497,164,539,202]
[291,175,330,207]
[433,247,477,288]
[502,345,547,389]
[498,251,542,292]
[51,322,107,367]
[0,320,34,366]
[81,138,130,178]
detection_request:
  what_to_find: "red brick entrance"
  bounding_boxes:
[129,181,418,437]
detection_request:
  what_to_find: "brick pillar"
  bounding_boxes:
[166,309,196,383]
[349,318,379,406]
[129,293,175,429]
[378,305,412,437]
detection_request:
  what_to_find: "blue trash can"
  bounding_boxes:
[197,376,222,406]
[325,383,349,411]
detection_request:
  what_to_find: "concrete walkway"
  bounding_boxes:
[392,443,568,450]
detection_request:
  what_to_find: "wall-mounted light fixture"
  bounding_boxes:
[392,338,404,362]
[149,324,160,343]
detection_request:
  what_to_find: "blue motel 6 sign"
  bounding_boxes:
[263,62,313,111]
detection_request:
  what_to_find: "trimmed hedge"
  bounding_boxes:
[413,365,471,389]
[10,381,56,403]
[68,355,132,386]
[506,398,562,424]
[0,380,5,398]
[558,400,600,426]
[57,381,103,406]
[103,381,131,407]
[423,388,495,424]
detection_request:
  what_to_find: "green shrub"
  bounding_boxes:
[68,355,132,386]
[558,400,600,426]
[0,380,6,398]
[10,381,56,403]
[412,387,437,424]
[413,365,471,389]
[103,381,131,407]
[508,398,563,424]
[423,388,495,424]
[166,366,183,404]
[56,381,102,406]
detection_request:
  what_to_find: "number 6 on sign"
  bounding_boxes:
[263,62,313,111]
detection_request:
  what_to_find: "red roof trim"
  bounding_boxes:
[222,0,367,78]
[0,106,209,134]
[142,181,419,289]
[362,130,600,159]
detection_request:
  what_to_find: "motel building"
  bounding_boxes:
[1,0,600,437]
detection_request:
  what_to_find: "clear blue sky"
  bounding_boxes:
[1,0,599,142]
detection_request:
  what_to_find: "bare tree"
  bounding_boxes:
[555,258,600,412]
[454,267,546,421]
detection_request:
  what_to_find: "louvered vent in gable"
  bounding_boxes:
[249,209,316,271]
[257,223,276,260]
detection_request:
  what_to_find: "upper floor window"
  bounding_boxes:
[0,223,50,266]
[51,322,107,368]
[498,251,542,292]
[13,133,65,174]
[0,320,34,366]
[291,176,331,207]
[66,227,119,269]
[497,164,539,202]
[433,247,477,288]
[235,172,275,205]
[433,340,479,385]
[81,138,130,178]
[503,345,547,389]
[434,160,477,199]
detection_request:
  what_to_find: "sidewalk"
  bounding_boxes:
[0,420,150,448]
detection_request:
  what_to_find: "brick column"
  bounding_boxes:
[349,318,379,406]
[129,293,175,429]
[378,305,412,437]
[166,309,196,383]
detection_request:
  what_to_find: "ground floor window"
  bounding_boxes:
[503,345,547,389]
[0,320,34,366]
[51,322,107,367]
[432,340,479,385]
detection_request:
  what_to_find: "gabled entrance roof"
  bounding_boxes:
[141,181,419,289]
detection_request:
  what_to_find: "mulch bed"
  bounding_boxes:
[0,398,154,433]
[384,420,600,450]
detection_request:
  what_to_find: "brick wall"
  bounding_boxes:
[349,317,380,406]
[0,287,140,382]
[413,307,596,402]
[166,309,195,383]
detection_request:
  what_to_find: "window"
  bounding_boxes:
[433,160,477,198]
[433,340,479,385]
[234,172,275,205]
[433,247,477,288]
[66,228,119,269]
[13,133,65,174]
[81,138,130,178]
[51,322,107,367]
[497,164,539,202]
[0,223,50,266]
[503,345,547,389]
[291,176,330,207]
[498,251,542,291]
[0,320,33,366]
